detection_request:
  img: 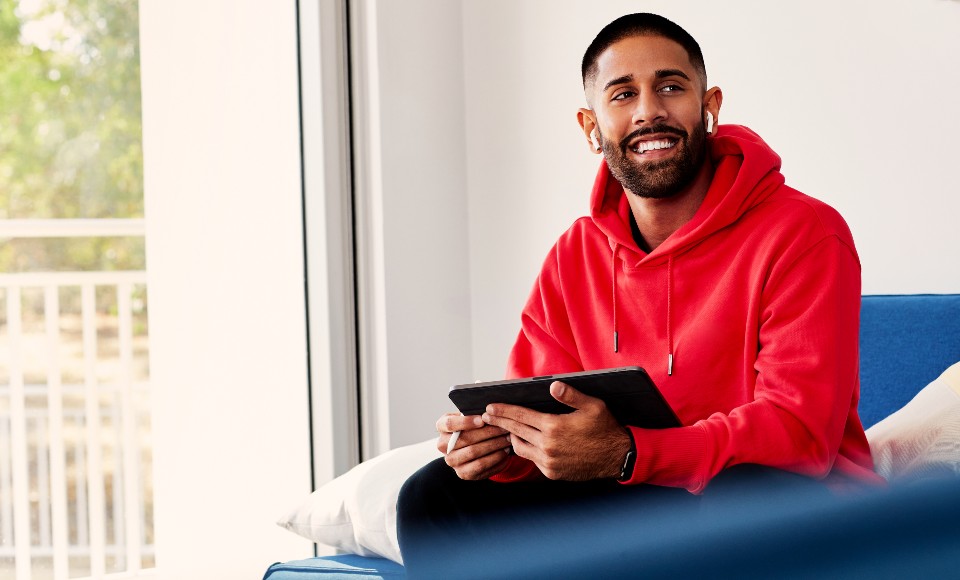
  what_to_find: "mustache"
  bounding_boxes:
[618,124,688,150]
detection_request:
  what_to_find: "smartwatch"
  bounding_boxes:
[617,429,637,482]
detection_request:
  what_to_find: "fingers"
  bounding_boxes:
[439,424,508,454]
[457,449,512,481]
[483,402,548,430]
[549,381,602,411]
[445,435,513,480]
[482,407,544,446]
[446,434,511,466]
[507,432,538,465]
[436,413,484,434]
[480,386,621,481]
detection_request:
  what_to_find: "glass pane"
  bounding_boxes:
[58,286,83,386]
[95,285,117,386]
[131,285,147,383]
[0,289,7,385]
[64,409,90,578]
[101,389,120,574]
[135,389,152,569]
[0,0,143,221]
[20,288,46,387]
[0,1,150,578]
[0,411,14,573]
[27,401,53,579]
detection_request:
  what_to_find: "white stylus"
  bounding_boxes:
[446,430,461,454]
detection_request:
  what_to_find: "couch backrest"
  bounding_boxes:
[859,294,960,428]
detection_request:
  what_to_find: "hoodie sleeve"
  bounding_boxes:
[490,241,585,482]
[620,234,867,493]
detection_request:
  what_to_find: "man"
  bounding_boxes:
[398,12,882,576]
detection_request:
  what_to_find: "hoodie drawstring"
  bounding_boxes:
[612,246,676,375]
[612,244,619,353]
[667,256,674,376]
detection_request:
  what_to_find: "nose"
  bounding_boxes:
[631,90,667,126]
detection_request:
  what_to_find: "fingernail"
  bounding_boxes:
[473,416,483,427]
[554,381,565,396]
[482,413,490,423]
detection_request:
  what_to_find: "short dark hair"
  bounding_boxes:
[581,13,707,93]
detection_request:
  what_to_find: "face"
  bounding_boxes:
[586,35,712,199]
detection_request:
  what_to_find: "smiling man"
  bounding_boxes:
[397,13,882,575]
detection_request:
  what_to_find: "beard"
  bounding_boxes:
[600,121,707,199]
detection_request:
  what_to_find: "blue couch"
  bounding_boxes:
[265,294,960,579]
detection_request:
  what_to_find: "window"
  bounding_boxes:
[0,0,153,577]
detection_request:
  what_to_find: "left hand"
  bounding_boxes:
[482,381,633,481]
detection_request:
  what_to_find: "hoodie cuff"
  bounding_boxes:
[618,424,709,493]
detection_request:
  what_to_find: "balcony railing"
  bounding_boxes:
[1,220,153,580]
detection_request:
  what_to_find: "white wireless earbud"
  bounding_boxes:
[706,112,714,134]
[591,131,602,152]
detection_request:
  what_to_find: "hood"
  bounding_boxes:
[591,125,786,368]
[590,124,786,265]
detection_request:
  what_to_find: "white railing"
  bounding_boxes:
[1,218,153,580]
[0,219,145,239]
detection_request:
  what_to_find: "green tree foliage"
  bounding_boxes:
[0,0,144,272]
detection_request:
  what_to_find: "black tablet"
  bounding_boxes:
[448,367,680,429]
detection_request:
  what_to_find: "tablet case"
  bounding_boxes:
[448,367,680,429]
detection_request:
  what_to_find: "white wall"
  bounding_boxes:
[140,0,312,576]
[459,0,960,380]
[352,0,474,452]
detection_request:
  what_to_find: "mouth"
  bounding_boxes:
[629,138,678,155]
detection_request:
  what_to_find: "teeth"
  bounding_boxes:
[632,139,676,154]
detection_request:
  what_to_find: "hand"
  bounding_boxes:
[482,381,632,481]
[435,413,512,480]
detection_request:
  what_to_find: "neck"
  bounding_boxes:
[626,161,713,252]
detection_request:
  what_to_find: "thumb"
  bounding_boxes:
[550,380,599,410]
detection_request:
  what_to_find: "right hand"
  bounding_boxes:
[436,413,513,480]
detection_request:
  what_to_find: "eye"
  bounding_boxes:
[658,84,683,94]
[611,90,636,101]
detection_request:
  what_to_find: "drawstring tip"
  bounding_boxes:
[668,353,674,376]
[614,331,619,353]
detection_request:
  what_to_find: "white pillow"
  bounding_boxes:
[277,438,441,564]
[866,362,960,482]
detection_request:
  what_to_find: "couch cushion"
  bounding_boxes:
[276,439,440,564]
[263,555,405,579]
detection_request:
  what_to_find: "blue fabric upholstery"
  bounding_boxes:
[263,555,405,579]
[268,294,960,578]
[859,294,960,428]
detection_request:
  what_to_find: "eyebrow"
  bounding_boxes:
[655,69,691,81]
[601,69,692,93]
[602,74,634,93]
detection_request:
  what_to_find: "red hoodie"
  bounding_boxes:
[492,125,882,493]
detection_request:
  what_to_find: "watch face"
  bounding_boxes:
[618,450,636,481]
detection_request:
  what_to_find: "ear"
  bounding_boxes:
[577,108,602,153]
[703,87,723,134]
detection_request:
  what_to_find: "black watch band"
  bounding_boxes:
[617,429,637,482]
